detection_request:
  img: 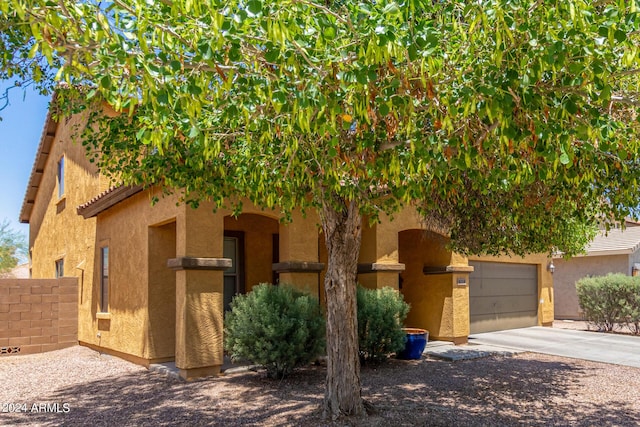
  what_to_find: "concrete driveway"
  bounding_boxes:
[469,326,640,368]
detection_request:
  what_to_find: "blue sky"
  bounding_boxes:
[0,83,51,237]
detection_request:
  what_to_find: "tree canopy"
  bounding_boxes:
[0,219,26,275]
[3,0,640,255]
[3,0,640,418]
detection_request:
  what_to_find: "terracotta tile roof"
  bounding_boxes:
[76,184,144,219]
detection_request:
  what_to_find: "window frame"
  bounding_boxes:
[100,246,109,313]
[55,258,64,278]
[57,155,65,199]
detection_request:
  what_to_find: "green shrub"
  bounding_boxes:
[357,286,410,363]
[620,277,640,335]
[224,283,326,379]
[576,273,640,334]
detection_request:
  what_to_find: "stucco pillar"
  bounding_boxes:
[357,220,404,290]
[449,270,472,343]
[274,210,323,296]
[408,269,471,344]
[170,206,227,380]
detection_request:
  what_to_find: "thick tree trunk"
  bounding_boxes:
[321,196,366,419]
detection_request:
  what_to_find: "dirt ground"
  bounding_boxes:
[2,342,639,426]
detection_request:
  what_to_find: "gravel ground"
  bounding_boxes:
[1,342,639,426]
[553,319,639,334]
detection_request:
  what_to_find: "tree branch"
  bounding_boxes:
[611,95,640,106]
[291,0,348,24]
[475,121,500,147]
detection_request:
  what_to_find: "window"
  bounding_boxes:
[100,247,109,313]
[55,258,64,278]
[57,156,65,198]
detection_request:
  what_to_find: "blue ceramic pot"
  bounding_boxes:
[397,328,428,360]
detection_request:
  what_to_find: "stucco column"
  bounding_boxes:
[170,205,228,380]
[413,269,471,344]
[449,270,472,343]
[274,210,323,296]
[357,219,404,290]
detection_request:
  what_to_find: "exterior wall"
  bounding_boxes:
[85,188,182,364]
[27,114,109,359]
[628,250,640,275]
[469,253,554,326]
[29,114,110,282]
[147,221,176,361]
[277,210,322,296]
[0,278,78,356]
[553,254,629,320]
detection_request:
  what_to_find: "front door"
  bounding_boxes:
[223,231,245,313]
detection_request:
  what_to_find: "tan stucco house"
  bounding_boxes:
[20,109,555,379]
[553,224,640,320]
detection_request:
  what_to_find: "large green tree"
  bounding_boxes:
[3,0,640,418]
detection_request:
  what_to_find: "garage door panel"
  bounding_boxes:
[480,263,537,279]
[471,278,537,297]
[470,313,539,333]
[470,295,538,315]
[469,261,538,334]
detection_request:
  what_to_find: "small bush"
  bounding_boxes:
[224,283,326,379]
[357,286,410,363]
[620,278,640,335]
[576,273,640,334]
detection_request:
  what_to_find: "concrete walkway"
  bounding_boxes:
[424,340,523,361]
[149,356,258,380]
[469,326,640,368]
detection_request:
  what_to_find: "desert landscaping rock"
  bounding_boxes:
[1,345,639,426]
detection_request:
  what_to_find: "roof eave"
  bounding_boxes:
[77,185,144,219]
[19,106,57,224]
[585,249,634,257]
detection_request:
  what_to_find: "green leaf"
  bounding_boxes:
[157,91,169,105]
[323,26,336,40]
[135,127,146,141]
[564,98,578,115]
[560,152,570,165]
[383,2,399,14]
[169,60,181,72]
[356,69,368,85]
[247,0,262,15]
[265,47,279,62]
[188,125,200,138]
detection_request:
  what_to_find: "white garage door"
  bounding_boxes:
[469,261,538,334]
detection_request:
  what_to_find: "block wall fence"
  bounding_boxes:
[0,278,78,356]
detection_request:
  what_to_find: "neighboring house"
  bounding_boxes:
[0,262,29,279]
[553,225,640,320]
[10,263,29,279]
[20,108,555,379]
